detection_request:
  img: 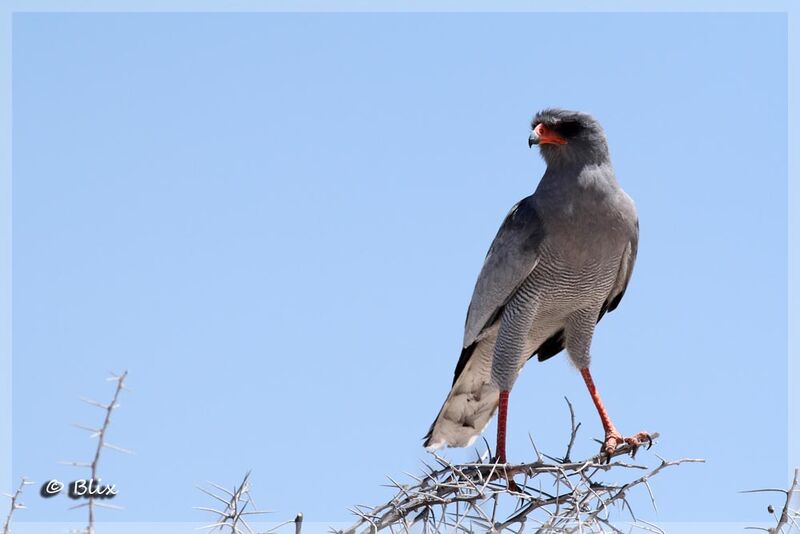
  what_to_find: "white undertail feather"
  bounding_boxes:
[425,340,500,450]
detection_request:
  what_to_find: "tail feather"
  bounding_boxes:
[423,340,499,450]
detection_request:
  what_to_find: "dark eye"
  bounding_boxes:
[557,120,583,138]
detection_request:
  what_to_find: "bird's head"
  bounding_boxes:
[529,108,610,167]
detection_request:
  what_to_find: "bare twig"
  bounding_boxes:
[196,471,287,534]
[562,397,581,463]
[745,468,800,533]
[2,478,34,534]
[66,370,129,534]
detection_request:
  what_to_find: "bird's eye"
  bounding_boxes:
[557,120,583,138]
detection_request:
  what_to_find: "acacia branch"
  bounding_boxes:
[745,467,800,534]
[196,471,297,534]
[65,370,130,534]
[339,402,702,534]
[2,478,34,534]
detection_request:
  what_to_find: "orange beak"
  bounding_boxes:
[530,123,567,146]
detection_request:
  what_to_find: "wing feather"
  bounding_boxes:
[599,217,639,321]
[462,195,545,348]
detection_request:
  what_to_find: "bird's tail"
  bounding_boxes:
[423,340,499,450]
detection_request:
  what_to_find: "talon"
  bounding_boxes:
[488,461,520,492]
[624,437,641,458]
[506,477,520,493]
[600,431,651,459]
[627,431,653,452]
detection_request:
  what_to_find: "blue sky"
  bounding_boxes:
[10,11,788,525]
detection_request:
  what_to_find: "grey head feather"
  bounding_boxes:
[532,108,610,168]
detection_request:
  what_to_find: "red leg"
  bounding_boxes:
[580,367,650,457]
[580,368,617,436]
[494,390,520,491]
[496,390,509,464]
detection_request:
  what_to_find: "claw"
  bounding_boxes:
[489,457,521,492]
[506,477,520,493]
[624,436,641,458]
[601,431,651,459]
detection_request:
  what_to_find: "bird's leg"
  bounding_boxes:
[492,390,521,491]
[580,367,651,458]
[495,390,509,464]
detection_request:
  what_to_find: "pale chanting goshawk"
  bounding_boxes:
[424,109,650,464]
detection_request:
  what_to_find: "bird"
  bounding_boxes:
[423,108,649,464]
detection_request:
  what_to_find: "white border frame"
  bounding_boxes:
[1,2,795,531]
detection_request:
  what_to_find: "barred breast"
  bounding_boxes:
[490,244,623,389]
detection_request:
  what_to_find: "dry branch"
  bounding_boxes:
[64,370,130,534]
[196,471,277,534]
[744,467,800,534]
[340,402,702,534]
[2,477,34,534]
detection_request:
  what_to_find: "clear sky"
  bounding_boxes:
[11,11,788,525]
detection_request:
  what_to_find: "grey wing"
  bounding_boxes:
[599,217,639,320]
[462,195,545,348]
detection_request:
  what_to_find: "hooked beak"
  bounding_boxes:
[529,123,567,148]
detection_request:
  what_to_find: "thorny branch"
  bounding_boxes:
[63,370,130,534]
[196,471,278,534]
[339,401,702,534]
[744,468,800,534]
[2,478,33,534]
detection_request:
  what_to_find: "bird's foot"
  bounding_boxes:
[601,431,652,460]
[489,455,521,493]
[504,475,521,493]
